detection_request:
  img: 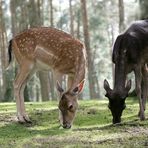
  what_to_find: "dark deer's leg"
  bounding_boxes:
[134,65,145,120]
[14,60,34,123]
[141,64,148,111]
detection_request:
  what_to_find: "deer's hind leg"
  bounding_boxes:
[134,65,145,120]
[141,64,148,112]
[14,60,35,123]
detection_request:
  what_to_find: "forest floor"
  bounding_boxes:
[0,99,148,148]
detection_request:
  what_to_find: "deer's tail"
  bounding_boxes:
[6,39,13,70]
[8,39,13,64]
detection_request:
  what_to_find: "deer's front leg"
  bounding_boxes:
[134,66,145,120]
[14,62,34,123]
[14,83,24,123]
[19,80,32,123]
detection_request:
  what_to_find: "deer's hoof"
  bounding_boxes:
[23,115,32,123]
[17,115,26,124]
[140,115,145,121]
[138,113,145,121]
[17,115,32,124]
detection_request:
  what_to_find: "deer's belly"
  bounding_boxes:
[34,46,58,71]
[36,60,51,71]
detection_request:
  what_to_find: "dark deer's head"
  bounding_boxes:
[104,79,131,124]
[57,80,85,129]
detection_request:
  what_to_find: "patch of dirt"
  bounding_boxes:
[87,108,97,115]
[0,114,16,123]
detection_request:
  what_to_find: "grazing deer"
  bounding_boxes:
[8,27,87,128]
[104,20,148,124]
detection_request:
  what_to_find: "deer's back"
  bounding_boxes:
[13,27,86,73]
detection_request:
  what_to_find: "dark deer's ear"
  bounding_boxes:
[104,79,112,92]
[125,80,132,92]
[72,79,85,95]
[56,81,64,93]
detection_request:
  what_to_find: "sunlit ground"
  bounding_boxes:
[0,99,148,147]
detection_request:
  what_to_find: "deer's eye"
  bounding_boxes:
[68,105,75,112]
[69,105,73,110]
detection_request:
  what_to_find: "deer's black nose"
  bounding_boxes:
[113,117,121,124]
[63,123,71,129]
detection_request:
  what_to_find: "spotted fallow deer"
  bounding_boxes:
[8,27,87,128]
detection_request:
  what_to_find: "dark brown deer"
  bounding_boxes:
[104,20,148,124]
[7,27,87,128]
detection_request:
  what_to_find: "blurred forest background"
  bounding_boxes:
[0,0,147,102]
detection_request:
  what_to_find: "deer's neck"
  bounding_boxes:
[69,50,86,91]
[114,58,127,91]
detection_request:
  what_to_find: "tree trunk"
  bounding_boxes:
[38,72,50,101]
[139,0,148,19]
[0,0,14,102]
[118,0,125,33]
[48,72,56,100]
[48,0,57,100]
[36,84,40,101]
[49,0,54,27]
[80,0,97,99]
[10,0,17,35]
[92,50,101,99]
[69,0,74,36]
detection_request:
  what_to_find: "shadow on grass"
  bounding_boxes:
[0,108,66,141]
[0,123,65,139]
[73,116,148,132]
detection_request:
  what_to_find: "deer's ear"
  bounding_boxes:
[72,79,85,94]
[56,81,64,93]
[104,79,112,92]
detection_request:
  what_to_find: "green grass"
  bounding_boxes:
[0,99,148,147]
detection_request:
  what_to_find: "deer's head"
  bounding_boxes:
[104,79,131,124]
[57,80,85,129]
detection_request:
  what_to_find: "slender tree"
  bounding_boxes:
[80,0,97,99]
[139,0,148,19]
[118,0,125,33]
[0,0,14,101]
[69,0,74,36]
[48,0,57,100]
[49,0,54,27]
[10,0,17,35]
[0,0,6,101]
